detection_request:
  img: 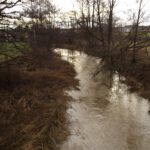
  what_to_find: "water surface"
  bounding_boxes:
[55,48,150,150]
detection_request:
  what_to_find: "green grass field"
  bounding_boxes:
[0,42,31,62]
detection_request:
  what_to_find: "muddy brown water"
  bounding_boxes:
[55,48,150,150]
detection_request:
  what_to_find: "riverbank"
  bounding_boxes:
[0,48,78,150]
[55,47,150,150]
[87,48,150,100]
[120,63,150,99]
[56,44,150,100]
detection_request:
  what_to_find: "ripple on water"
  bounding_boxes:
[55,48,150,150]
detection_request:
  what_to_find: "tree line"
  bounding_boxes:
[74,0,150,63]
[0,0,150,64]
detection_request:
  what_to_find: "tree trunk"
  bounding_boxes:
[132,0,143,63]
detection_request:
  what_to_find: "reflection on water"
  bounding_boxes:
[55,48,150,150]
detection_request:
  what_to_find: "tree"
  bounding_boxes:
[0,0,22,58]
[132,0,144,63]
[23,0,58,48]
[107,0,116,61]
[96,0,106,47]
[0,0,21,16]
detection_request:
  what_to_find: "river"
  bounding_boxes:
[55,48,150,150]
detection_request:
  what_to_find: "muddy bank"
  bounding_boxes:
[0,48,78,150]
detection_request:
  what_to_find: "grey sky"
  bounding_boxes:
[54,0,150,25]
[115,0,150,25]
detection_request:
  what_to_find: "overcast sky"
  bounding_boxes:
[54,0,150,25]
[115,0,150,25]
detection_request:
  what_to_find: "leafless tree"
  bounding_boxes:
[132,0,144,63]
[23,0,58,48]
[107,0,116,61]
[96,0,106,47]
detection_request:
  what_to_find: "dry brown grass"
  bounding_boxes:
[0,48,78,150]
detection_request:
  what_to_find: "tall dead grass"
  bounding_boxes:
[0,49,78,150]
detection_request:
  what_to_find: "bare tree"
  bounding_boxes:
[132,0,144,63]
[96,0,105,47]
[0,0,22,57]
[92,0,96,28]
[107,0,116,61]
[23,0,58,48]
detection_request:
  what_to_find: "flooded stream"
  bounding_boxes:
[55,48,150,150]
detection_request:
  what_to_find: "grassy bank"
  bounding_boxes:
[112,50,150,99]
[0,42,31,62]
[87,47,150,100]
[0,48,78,150]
